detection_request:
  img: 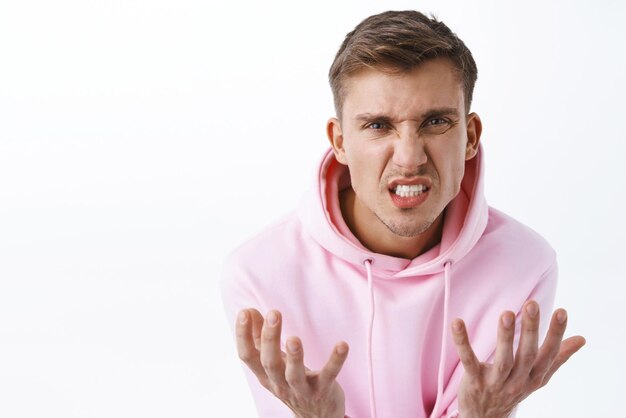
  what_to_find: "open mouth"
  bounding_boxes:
[391,184,429,197]
[388,183,431,209]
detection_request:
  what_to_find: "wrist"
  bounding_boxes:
[293,410,345,418]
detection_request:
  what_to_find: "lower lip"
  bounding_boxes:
[389,189,429,209]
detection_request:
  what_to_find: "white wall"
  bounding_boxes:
[0,0,623,416]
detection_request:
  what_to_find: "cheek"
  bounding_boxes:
[452,165,465,191]
[432,146,466,191]
[443,159,466,194]
[345,142,390,185]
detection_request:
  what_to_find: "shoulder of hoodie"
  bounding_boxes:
[483,205,557,271]
[221,210,310,279]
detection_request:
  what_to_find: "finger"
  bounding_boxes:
[248,308,264,351]
[285,336,308,392]
[529,309,568,383]
[236,309,269,386]
[511,300,540,376]
[491,311,515,384]
[541,335,586,385]
[319,341,350,385]
[451,319,481,377]
[259,310,288,387]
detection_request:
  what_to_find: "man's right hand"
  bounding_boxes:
[236,308,349,418]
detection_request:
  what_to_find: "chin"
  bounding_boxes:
[382,219,434,238]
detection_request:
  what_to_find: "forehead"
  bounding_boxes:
[342,58,465,119]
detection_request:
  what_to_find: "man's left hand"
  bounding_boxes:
[451,300,586,418]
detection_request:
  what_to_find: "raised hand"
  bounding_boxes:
[451,301,586,418]
[236,308,349,418]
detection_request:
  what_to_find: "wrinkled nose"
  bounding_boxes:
[391,131,427,171]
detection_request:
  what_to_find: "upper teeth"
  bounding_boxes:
[394,184,426,197]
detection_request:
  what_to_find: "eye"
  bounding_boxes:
[425,118,448,126]
[421,117,456,135]
[366,121,387,130]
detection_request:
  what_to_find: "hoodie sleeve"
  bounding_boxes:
[438,257,558,418]
[512,256,559,358]
[220,254,296,418]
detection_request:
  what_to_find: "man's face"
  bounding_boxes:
[327,58,481,238]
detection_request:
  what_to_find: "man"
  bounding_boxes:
[221,10,585,418]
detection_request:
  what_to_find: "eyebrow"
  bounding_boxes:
[354,107,461,122]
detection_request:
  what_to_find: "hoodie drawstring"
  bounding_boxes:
[432,260,453,416]
[364,259,377,418]
[363,259,452,418]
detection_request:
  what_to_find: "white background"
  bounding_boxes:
[1,0,624,416]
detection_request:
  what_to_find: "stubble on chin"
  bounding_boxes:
[376,168,442,238]
[375,211,435,238]
[373,184,439,238]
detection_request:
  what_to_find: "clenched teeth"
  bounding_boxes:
[393,184,426,197]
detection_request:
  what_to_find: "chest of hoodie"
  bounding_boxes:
[247,230,552,418]
[259,239,546,364]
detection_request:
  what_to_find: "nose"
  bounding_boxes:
[391,128,427,170]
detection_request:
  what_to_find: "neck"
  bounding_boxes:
[339,188,444,259]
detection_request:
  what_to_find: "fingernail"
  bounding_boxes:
[502,314,514,328]
[238,311,248,324]
[557,310,567,324]
[336,343,348,355]
[267,311,278,326]
[287,339,300,354]
[526,302,538,318]
[452,320,463,333]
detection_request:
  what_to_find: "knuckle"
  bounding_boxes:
[497,359,513,374]
[262,332,276,344]
[258,376,271,390]
[521,349,538,364]
[467,382,485,398]
[505,383,523,398]
[485,384,501,398]
[285,373,300,387]
[272,384,290,400]
[237,348,253,363]
[287,350,303,363]
[472,381,486,393]
[529,373,544,389]
[539,372,553,387]
[261,358,282,373]
[525,323,539,333]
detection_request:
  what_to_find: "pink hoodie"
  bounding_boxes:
[221,145,557,418]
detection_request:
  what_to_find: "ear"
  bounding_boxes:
[326,117,348,165]
[465,112,482,160]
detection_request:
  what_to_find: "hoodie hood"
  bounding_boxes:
[297,144,489,278]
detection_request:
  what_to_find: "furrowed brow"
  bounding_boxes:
[354,108,461,123]
[421,107,461,120]
[354,113,395,123]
